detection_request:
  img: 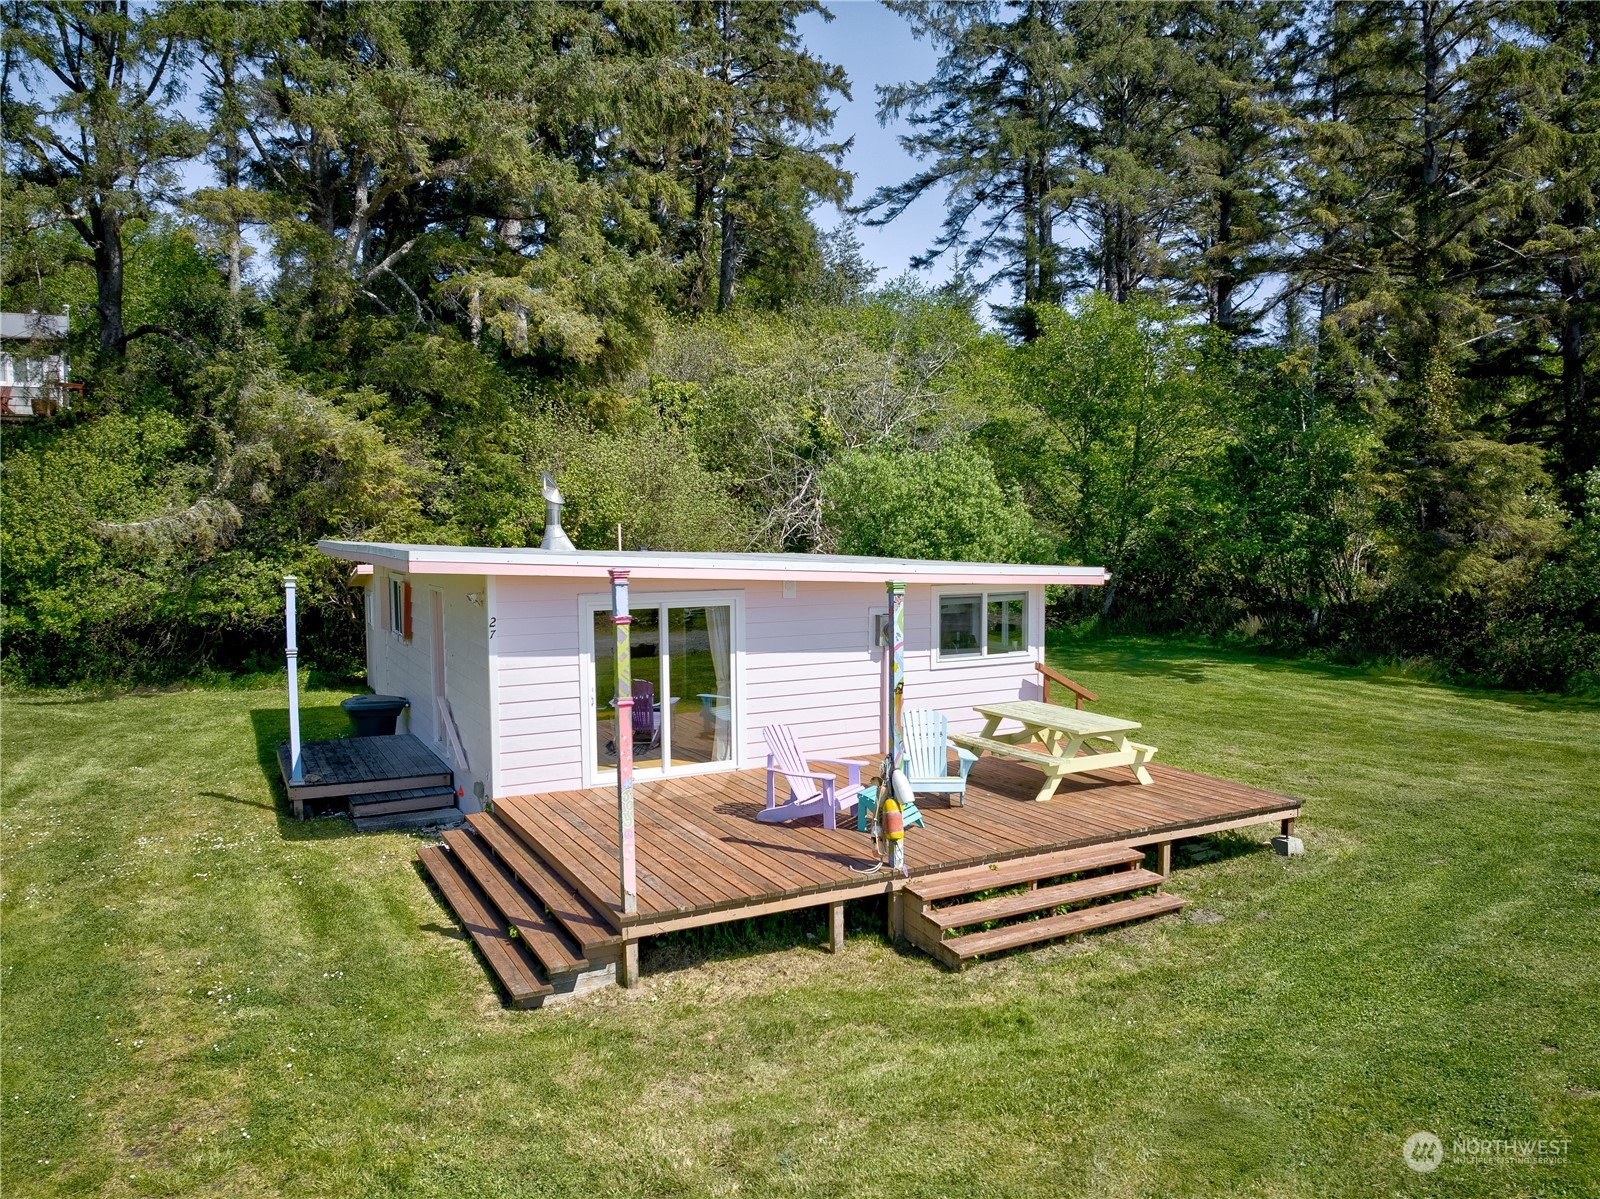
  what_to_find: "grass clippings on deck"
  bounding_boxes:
[2,640,1597,1197]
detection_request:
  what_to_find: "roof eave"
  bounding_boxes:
[316,540,1107,587]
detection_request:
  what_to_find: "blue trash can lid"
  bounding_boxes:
[341,694,410,712]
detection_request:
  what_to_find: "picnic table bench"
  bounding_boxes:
[951,699,1157,803]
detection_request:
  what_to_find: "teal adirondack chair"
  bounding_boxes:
[902,709,979,807]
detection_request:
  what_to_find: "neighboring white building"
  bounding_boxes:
[317,538,1107,812]
[1,311,75,418]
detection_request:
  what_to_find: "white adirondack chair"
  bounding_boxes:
[902,709,979,806]
[758,725,866,830]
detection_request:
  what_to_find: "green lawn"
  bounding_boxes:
[3,641,1597,1198]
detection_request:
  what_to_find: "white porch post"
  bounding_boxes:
[610,569,638,918]
[887,580,905,777]
[284,575,303,786]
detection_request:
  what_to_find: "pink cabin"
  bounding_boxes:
[318,538,1102,806]
[305,536,1303,1007]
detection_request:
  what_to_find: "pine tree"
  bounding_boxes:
[865,1,1078,337]
[2,0,203,359]
[1295,1,1562,591]
[676,0,850,314]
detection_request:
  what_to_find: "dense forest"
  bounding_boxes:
[1,0,1596,692]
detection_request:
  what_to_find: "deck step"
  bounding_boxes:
[418,844,551,1008]
[907,844,1146,903]
[467,812,620,949]
[942,892,1187,962]
[349,785,457,816]
[353,807,463,833]
[927,867,1167,930]
[442,830,589,975]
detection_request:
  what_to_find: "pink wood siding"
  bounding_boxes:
[491,578,590,796]
[363,572,491,803]
[490,575,1047,798]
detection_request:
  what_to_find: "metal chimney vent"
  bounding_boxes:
[540,471,575,551]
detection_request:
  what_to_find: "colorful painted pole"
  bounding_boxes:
[284,575,303,786]
[887,580,905,778]
[610,569,638,916]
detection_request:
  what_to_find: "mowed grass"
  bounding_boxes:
[2,641,1597,1199]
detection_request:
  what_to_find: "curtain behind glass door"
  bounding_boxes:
[668,605,732,764]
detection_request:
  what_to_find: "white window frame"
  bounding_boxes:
[577,588,746,789]
[389,576,407,639]
[930,586,1037,667]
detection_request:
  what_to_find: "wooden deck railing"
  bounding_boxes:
[1035,661,1098,710]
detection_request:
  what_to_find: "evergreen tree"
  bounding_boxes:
[2,0,203,359]
[1170,0,1298,333]
[865,0,1078,337]
[676,0,850,314]
[1294,1,1562,592]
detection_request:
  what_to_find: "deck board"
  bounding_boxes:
[495,756,1301,931]
[278,734,452,801]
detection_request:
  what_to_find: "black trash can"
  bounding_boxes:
[341,694,410,737]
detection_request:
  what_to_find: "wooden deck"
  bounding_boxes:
[277,734,454,817]
[494,755,1301,935]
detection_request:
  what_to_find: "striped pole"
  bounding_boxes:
[610,569,637,917]
[285,576,303,785]
[888,580,905,778]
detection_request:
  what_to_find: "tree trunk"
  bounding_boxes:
[91,206,126,358]
[220,51,242,296]
[1560,256,1594,488]
[716,202,741,312]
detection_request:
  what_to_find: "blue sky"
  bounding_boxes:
[797,2,950,287]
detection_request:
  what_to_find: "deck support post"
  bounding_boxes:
[887,580,905,778]
[284,575,304,789]
[827,901,845,953]
[610,569,638,918]
[1280,817,1296,838]
[886,890,904,944]
[1156,841,1172,878]
[619,938,640,989]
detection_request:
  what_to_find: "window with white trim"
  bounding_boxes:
[937,590,1029,660]
[390,577,411,640]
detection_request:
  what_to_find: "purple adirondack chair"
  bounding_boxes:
[758,725,866,830]
[606,679,662,756]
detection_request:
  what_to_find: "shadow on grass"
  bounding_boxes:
[1162,829,1270,871]
[643,898,889,977]
[248,704,367,841]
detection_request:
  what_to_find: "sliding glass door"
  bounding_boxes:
[591,599,735,778]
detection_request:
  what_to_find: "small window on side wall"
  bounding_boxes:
[391,578,412,640]
[939,590,1028,661]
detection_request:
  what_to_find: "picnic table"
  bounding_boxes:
[951,700,1157,802]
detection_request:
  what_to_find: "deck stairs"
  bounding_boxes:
[898,844,1186,969]
[417,811,621,1009]
[419,821,1188,1005]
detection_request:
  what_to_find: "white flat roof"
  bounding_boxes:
[0,312,69,339]
[317,541,1107,587]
